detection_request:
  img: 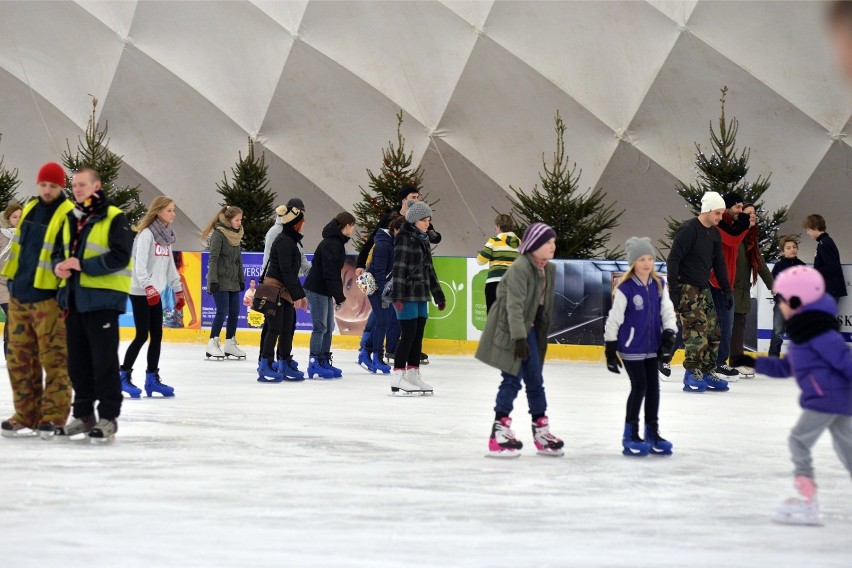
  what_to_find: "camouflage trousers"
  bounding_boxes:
[5,297,71,428]
[677,283,720,374]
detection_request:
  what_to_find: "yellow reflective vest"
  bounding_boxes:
[58,205,132,293]
[1,197,74,289]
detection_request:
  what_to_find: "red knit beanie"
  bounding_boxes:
[37,162,66,187]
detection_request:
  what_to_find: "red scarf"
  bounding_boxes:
[744,225,762,285]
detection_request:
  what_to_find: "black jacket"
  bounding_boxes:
[304,219,349,304]
[392,222,444,304]
[667,217,730,292]
[266,225,306,302]
[814,233,847,298]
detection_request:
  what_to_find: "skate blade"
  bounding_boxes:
[536,449,564,457]
[682,385,707,393]
[89,434,116,445]
[388,390,428,397]
[224,355,246,359]
[38,431,56,441]
[205,355,226,360]
[56,433,90,442]
[1,429,36,438]
[705,386,730,392]
[485,450,521,458]
[771,514,823,527]
[257,377,285,383]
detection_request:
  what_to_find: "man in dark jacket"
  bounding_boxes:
[52,168,133,442]
[803,214,847,300]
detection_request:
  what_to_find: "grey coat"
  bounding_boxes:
[207,224,244,292]
[475,254,554,376]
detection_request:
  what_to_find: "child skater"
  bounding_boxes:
[475,222,564,458]
[733,266,852,526]
[120,196,184,398]
[604,237,677,456]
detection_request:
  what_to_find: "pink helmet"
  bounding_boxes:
[773,266,825,309]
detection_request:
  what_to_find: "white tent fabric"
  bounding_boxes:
[0,1,849,260]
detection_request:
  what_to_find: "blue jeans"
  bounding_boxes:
[494,329,547,417]
[211,291,240,339]
[711,287,734,366]
[368,294,394,354]
[360,311,375,351]
[768,303,786,357]
[306,290,335,354]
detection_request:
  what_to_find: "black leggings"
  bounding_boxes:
[122,294,163,372]
[623,358,660,426]
[485,281,499,313]
[261,302,296,361]
[394,317,427,370]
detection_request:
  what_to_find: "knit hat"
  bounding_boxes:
[397,184,419,203]
[286,197,305,211]
[626,236,656,264]
[700,191,726,213]
[37,162,66,187]
[278,206,304,227]
[405,200,432,223]
[518,222,556,255]
[723,192,744,209]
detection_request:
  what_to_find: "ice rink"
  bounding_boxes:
[1,343,851,567]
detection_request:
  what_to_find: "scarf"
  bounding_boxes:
[215,213,244,247]
[71,189,107,255]
[149,217,176,247]
[743,225,763,285]
[785,309,839,344]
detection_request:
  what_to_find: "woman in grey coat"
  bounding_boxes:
[475,222,564,458]
[200,206,246,359]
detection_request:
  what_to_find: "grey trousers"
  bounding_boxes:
[789,409,852,479]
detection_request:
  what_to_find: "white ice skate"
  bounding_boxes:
[223,338,246,359]
[406,368,434,395]
[771,498,823,526]
[390,369,422,396]
[206,338,225,360]
[735,366,755,379]
[88,418,118,444]
[57,415,97,441]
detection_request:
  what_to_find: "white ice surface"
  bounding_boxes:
[1,344,851,567]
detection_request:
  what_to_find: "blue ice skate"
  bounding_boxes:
[144,370,175,397]
[644,424,673,455]
[682,369,708,393]
[622,423,650,457]
[278,358,305,381]
[322,352,343,378]
[120,368,142,399]
[358,348,377,372]
[307,354,335,379]
[702,372,730,392]
[257,358,285,383]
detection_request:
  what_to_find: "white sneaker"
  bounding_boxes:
[406,367,433,393]
[390,369,420,395]
[206,338,225,359]
[223,338,246,358]
[772,498,823,526]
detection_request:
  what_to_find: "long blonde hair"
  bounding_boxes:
[134,196,175,233]
[200,205,242,241]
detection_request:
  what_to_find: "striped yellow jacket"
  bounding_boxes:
[477,232,521,283]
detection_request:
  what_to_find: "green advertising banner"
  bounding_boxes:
[424,257,468,340]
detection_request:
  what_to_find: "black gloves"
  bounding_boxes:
[514,339,530,361]
[724,289,734,311]
[730,354,756,368]
[659,330,676,364]
[605,341,622,374]
[208,282,219,295]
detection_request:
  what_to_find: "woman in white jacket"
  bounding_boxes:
[120,197,184,398]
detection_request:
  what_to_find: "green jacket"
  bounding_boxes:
[475,254,554,375]
[207,224,244,292]
[734,242,773,314]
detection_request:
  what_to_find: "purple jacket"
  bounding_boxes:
[755,295,852,416]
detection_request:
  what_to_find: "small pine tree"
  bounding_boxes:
[508,110,623,259]
[215,138,275,251]
[0,135,21,210]
[661,87,788,260]
[353,110,424,252]
[62,97,146,224]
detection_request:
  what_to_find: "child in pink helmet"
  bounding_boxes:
[734,266,852,525]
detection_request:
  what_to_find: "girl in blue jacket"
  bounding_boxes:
[604,237,678,456]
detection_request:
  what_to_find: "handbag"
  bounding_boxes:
[251,261,292,318]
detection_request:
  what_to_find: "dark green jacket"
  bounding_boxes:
[207,224,244,292]
[475,254,554,375]
[734,242,773,314]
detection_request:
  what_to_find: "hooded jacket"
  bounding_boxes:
[207,222,244,292]
[304,219,348,304]
[367,227,394,287]
[266,225,306,302]
[755,294,852,416]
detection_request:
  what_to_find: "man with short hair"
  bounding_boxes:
[0,162,74,439]
[53,168,134,442]
[667,191,734,393]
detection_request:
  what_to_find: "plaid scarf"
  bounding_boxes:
[71,189,106,255]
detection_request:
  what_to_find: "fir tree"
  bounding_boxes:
[661,87,788,260]
[216,138,275,252]
[0,135,21,210]
[508,110,623,259]
[62,97,146,224]
[353,110,424,251]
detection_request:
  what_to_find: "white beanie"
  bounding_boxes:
[700,191,726,213]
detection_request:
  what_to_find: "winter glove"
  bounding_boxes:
[240,280,245,291]
[513,338,530,361]
[605,341,622,374]
[208,282,219,295]
[658,330,676,364]
[393,301,404,313]
[145,286,161,307]
[437,300,446,311]
[730,354,756,368]
[724,289,734,311]
[174,291,186,311]
[427,229,440,243]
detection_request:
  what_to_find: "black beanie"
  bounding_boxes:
[723,192,744,209]
[397,184,419,203]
